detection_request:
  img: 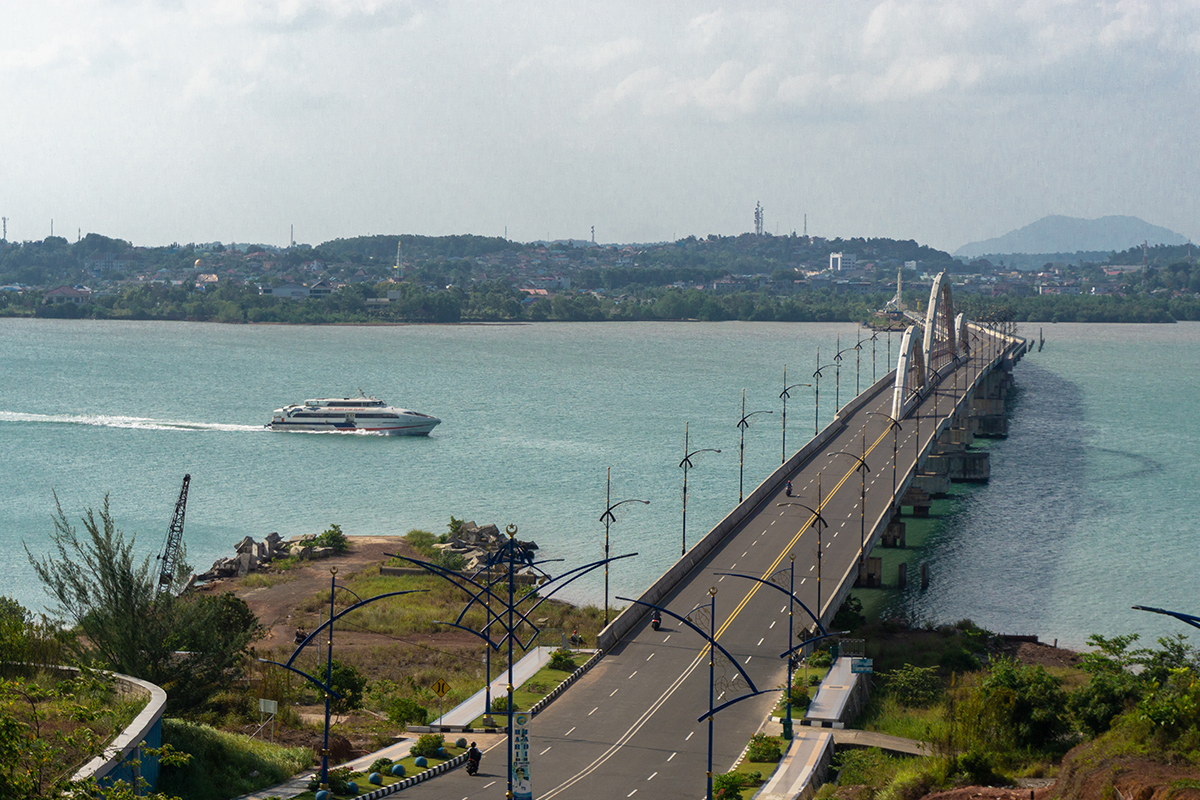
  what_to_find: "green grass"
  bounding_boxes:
[469,665,578,728]
[854,693,946,743]
[287,745,466,800]
[158,718,314,800]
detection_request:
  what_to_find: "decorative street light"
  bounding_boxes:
[776,499,829,619]
[715,555,827,741]
[680,422,720,555]
[601,468,649,625]
[390,528,635,800]
[905,386,923,463]
[831,431,871,569]
[779,365,812,463]
[259,570,427,792]
[737,389,773,503]
[867,411,902,513]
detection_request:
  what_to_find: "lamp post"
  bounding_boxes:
[776,499,829,618]
[812,357,836,435]
[780,365,812,463]
[680,422,720,555]
[737,389,773,503]
[905,386,922,464]
[831,432,871,568]
[867,411,902,513]
[601,468,649,625]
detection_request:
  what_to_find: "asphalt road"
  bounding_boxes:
[405,333,1004,800]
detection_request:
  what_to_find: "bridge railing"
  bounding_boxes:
[597,369,897,651]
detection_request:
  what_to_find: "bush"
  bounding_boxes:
[832,595,866,631]
[308,524,349,554]
[492,695,518,714]
[432,549,467,571]
[386,696,429,727]
[403,530,438,557]
[746,733,781,763]
[369,757,393,774]
[549,648,577,672]
[957,748,1006,784]
[938,647,980,674]
[307,766,354,794]
[809,649,833,668]
[410,733,445,758]
[713,770,764,799]
[788,684,810,709]
[884,664,942,707]
[328,660,367,714]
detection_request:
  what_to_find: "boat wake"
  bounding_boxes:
[0,411,265,433]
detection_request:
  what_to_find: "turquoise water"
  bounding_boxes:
[892,322,1200,648]
[0,319,865,614]
[2,319,1196,650]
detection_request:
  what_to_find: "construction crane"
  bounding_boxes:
[156,474,191,595]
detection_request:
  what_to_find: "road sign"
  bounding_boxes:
[258,698,278,714]
[431,679,450,697]
[851,658,873,674]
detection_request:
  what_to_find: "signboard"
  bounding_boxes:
[512,711,532,800]
[851,658,873,674]
[431,679,450,697]
[258,698,278,714]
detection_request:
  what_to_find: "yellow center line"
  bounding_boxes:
[700,412,895,655]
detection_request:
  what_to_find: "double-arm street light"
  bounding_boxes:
[832,430,871,569]
[812,354,837,435]
[680,422,720,555]
[779,365,812,462]
[776,499,829,619]
[601,468,649,625]
[867,411,902,513]
[737,389,773,503]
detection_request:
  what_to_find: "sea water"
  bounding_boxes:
[1,318,1196,649]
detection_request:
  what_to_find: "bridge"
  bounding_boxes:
[405,273,1027,799]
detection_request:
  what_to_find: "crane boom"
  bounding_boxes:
[157,474,191,594]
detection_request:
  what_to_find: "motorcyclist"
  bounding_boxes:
[466,742,481,775]
[785,480,793,497]
[651,610,662,630]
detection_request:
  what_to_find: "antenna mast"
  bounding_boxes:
[754,202,764,236]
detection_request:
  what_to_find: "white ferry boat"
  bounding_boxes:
[268,396,441,435]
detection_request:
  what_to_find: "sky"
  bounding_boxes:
[2,0,1198,252]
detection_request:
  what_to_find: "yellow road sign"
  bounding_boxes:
[431,679,450,697]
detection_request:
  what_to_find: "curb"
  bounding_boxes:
[529,650,603,718]
[351,753,468,800]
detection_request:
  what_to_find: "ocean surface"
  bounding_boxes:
[2,319,1196,649]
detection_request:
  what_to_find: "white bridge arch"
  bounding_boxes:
[890,271,970,419]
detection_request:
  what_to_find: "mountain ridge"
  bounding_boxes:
[955,215,1188,259]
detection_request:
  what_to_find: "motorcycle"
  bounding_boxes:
[650,612,662,631]
[785,481,793,497]
[466,747,481,776]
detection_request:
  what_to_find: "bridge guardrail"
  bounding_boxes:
[598,369,897,650]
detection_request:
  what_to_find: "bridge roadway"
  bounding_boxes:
[406,329,1013,800]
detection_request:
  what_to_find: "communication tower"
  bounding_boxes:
[754,202,764,236]
[2,217,7,240]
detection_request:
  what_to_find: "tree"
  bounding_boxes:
[25,495,263,712]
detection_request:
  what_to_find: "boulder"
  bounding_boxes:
[234,536,257,555]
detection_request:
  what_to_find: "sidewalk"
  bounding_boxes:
[416,645,566,729]
[234,645,564,800]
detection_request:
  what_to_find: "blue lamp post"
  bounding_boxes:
[780,366,812,463]
[680,422,720,555]
[737,389,773,503]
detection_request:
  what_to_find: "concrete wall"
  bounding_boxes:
[71,670,167,792]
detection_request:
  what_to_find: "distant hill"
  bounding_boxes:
[955,215,1188,259]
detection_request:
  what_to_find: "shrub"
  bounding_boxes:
[957,748,1006,784]
[832,595,866,631]
[713,771,747,800]
[308,524,349,554]
[328,660,367,714]
[432,549,467,571]
[938,647,980,674]
[492,695,518,714]
[884,664,942,707]
[746,733,781,763]
[307,766,354,794]
[387,696,429,727]
[809,649,833,668]
[549,648,577,672]
[410,733,445,758]
[979,657,1070,749]
[403,530,438,557]
[788,684,810,709]
[369,757,393,774]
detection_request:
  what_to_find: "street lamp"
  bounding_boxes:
[680,422,720,555]
[867,411,902,513]
[737,389,773,503]
[812,356,837,435]
[776,500,829,619]
[831,432,871,569]
[780,365,812,463]
[905,386,922,463]
[601,467,649,625]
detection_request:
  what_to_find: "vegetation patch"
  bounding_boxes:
[158,719,312,800]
